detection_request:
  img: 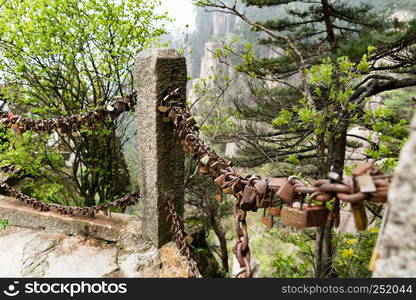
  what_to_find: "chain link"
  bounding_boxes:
[0,180,139,217]
[0,92,137,134]
[165,196,202,278]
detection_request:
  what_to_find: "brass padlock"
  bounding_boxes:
[351,202,368,231]
[281,201,329,230]
[276,179,294,205]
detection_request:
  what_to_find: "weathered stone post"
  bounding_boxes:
[135,48,186,248]
[373,113,416,277]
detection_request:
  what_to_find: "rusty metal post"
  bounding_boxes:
[134,48,187,248]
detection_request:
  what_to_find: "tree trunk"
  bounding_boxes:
[315,219,335,277]
[314,127,347,277]
[210,212,229,274]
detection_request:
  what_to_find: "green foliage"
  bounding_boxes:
[270,225,380,278]
[0,0,167,205]
[0,219,8,231]
[0,129,65,177]
[271,230,315,278]
[333,226,379,278]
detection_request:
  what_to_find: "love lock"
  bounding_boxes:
[275,178,295,205]
[356,174,377,193]
[268,207,281,217]
[281,197,329,230]
[255,179,269,209]
[241,184,257,211]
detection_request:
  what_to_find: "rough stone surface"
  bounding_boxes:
[0,196,142,249]
[135,48,187,248]
[0,197,190,278]
[373,114,416,277]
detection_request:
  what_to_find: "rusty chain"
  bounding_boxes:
[0,92,137,134]
[159,89,394,277]
[0,180,140,217]
[165,196,202,278]
[0,93,139,216]
[160,90,257,278]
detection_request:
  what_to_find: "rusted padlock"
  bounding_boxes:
[281,197,329,230]
[267,207,281,217]
[255,179,268,208]
[241,184,257,211]
[214,174,226,187]
[275,177,296,205]
[351,202,368,231]
[267,177,287,192]
[262,216,273,228]
[240,176,262,211]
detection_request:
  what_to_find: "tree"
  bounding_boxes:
[0,0,167,205]
[194,0,416,277]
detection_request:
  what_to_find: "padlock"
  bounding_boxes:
[199,165,210,175]
[258,197,271,209]
[221,181,234,194]
[281,201,329,230]
[356,174,377,193]
[200,155,210,166]
[240,185,257,211]
[262,216,273,228]
[350,202,368,231]
[267,178,287,192]
[214,174,226,187]
[158,106,169,113]
[275,180,294,205]
[267,207,281,217]
[367,193,388,203]
[254,179,268,208]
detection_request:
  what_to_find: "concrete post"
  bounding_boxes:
[134,48,187,248]
[373,113,416,277]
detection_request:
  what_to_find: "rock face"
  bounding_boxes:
[373,114,416,277]
[0,196,190,278]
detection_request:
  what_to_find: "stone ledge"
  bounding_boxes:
[0,196,142,249]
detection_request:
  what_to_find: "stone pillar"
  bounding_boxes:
[134,48,186,248]
[373,113,416,277]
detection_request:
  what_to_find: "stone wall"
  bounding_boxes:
[0,196,189,278]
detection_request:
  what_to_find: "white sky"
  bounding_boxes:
[159,0,196,31]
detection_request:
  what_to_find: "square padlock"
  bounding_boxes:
[281,205,329,229]
[275,181,294,205]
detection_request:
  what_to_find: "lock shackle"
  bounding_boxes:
[310,191,332,203]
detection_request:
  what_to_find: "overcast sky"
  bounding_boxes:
[159,0,197,31]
